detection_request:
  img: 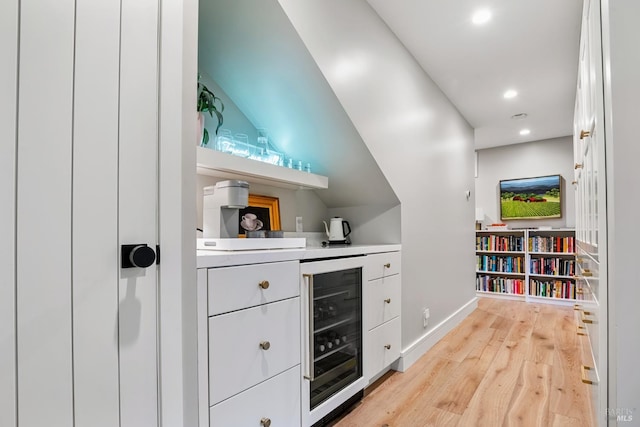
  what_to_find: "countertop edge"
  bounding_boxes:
[196,244,401,268]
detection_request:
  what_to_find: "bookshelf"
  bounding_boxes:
[476,229,585,305]
[476,230,526,299]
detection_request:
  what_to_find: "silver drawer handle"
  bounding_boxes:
[259,341,271,350]
[260,417,271,427]
[258,280,270,289]
[384,298,391,304]
[384,344,391,350]
[384,263,391,268]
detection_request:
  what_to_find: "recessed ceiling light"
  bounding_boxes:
[503,90,518,99]
[520,129,531,136]
[472,9,492,25]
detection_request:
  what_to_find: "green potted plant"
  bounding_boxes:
[197,74,224,147]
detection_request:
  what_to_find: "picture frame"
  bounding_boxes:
[238,194,281,236]
[499,174,562,220]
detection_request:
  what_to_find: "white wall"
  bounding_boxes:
[198,0,399,211]
[328,204,401,245]
[198,70,259,145]
[278,0,476,354]
[475,136,575,229]
[0,1,17,425]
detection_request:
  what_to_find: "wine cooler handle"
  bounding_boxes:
[303,274,315,381]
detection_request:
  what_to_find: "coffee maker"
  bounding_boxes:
[202,180,249,238]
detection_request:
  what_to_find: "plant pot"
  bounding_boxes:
[197,112,205,146]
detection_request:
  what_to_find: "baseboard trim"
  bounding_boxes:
[391,297,478,372]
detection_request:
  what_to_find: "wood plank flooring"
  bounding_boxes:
[331,298,595,427]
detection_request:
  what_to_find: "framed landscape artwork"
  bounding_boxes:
[499,175,562,220]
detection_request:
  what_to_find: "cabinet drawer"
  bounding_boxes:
[366,316,401,381]
[366,274,401,330]
[208,260,299,315]
[366,251,401,281]
[209,365,300,427]
[209,297,300,405]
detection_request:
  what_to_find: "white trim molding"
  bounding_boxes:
[392,297,478,372]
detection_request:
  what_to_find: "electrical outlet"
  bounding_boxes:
[422,308,430,328]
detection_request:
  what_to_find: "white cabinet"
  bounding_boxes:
[207,261,299,315]
[208,297,300,405]
[364,251,401,382]
[197,260,301,426]
[573,0,607,422]
[209,366,301,427]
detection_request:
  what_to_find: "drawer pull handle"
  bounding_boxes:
[258,280,270,289]
[581,312,594,324]
[571,180,578,185]
[575,163,583,169]
[581,365,595,384]
[384,344,391,350]
[384,298,391,304]
[577,326,586,336]
[574,304,581,311]
[384,263,391,268]
[260,417,272,427]
[580,130,591,139]
[259,341,271,350]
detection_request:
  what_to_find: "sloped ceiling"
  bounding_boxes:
[198,0,399,208]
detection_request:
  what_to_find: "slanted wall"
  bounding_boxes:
[278,0,476,354]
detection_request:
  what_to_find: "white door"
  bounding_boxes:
[0,0,177,425]
[74,0,161,424]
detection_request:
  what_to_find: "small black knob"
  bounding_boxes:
[122,244,156,268]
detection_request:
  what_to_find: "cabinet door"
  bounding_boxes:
[209,366,301,427]
[366,274,401,330]
[209,297,301,405]
[208,261,299,315]
[366,317,401,381]
[366,252,401,281]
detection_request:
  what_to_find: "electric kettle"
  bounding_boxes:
[323,217,351,242]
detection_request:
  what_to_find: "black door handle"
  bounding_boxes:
[121,244,156,268]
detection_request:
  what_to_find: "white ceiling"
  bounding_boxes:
[367,0,583,149]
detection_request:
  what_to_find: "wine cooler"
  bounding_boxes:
[301,256,366,426]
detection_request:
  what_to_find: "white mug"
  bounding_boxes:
[242,213,258,230]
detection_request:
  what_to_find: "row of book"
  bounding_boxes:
[476,275,525,295]
[528,236,575,253]
[476,255,525,273]
[529,279,582,300]
[529,257,576,276]
[476,235,524,252]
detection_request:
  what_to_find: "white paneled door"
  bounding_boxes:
[1,0,186,425]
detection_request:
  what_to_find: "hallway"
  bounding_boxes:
[333,298,595,426]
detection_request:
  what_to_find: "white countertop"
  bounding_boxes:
[196,243,401,268]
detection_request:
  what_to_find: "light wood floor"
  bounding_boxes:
[332,297,595,427]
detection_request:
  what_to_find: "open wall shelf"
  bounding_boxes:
[197,146,329,190]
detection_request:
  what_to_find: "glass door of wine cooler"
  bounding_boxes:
[304,267,362,410]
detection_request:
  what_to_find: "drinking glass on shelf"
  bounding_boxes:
[232,133,251,157]
[215,129,233,153]
[256,128,269,159]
